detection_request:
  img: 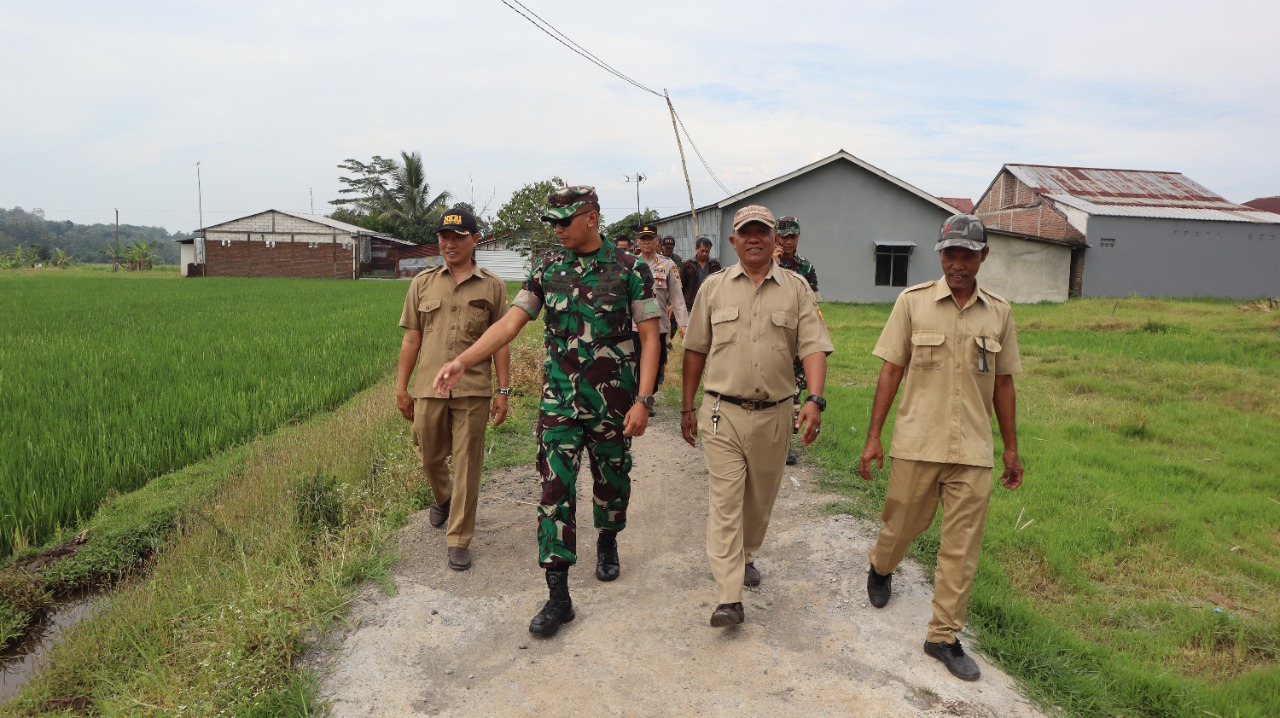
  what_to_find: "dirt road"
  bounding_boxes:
[313,415,1047,717]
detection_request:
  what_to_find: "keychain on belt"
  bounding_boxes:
[710,396,721,436]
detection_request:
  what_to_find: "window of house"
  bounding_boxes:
[874,243,914,287]
[1100,237,1116,248]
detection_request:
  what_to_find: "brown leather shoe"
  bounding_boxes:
[428,499,450,528]
[710,602,745,628]
[448,546,471,571]
[743,562,761,587]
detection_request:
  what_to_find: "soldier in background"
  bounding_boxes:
[434,186,660,638]
[635,225,688,410]
[396,207,510,572]
[661,236,684,267]
[614,234,633,254]
[773,215,821,466]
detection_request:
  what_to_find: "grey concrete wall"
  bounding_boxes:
[712,161,956,303]
[1082,217,1280,298]
[980,233,1072,303]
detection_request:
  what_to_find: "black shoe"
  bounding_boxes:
[743,562,761,587]
[867,563,892,608]
[924,639,981,681]
[710,602,745,627]
[786,450,798,466]
[529,569,575,636]
[595,530,620,582]
[428,499,450,528]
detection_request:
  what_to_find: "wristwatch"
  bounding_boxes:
[806,394,827,412]
[637,394,656,409]
[496,388,513,396]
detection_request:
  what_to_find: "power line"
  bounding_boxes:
[496,0,730,198]
[672,106,730,195]
[499,0,661,98]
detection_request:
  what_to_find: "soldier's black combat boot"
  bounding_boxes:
[596,530,620,582]
[528,568,574,636]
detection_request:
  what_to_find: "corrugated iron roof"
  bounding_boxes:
[1005,164,1279,224]
[1243,196,1280,215]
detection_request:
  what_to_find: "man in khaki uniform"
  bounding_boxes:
[681,205,834,628]
[397,207,511,571]
[858,214,1024,681]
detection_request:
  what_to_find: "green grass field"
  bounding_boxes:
[0,272,408,558]
[808,297,1279,717]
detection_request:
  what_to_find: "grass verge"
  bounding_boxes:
[2,337,542,716]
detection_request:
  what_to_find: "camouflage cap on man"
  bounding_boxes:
[776,215,801,236]
[934,214,988,252]
[541,185,599,222]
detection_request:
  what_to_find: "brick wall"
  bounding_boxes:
[976,170,1084,242]
[205,238,355,279]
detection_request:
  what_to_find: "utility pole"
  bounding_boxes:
[310,186,314,214]
[196,161,204,230]
[113,209,120,272]
[624,173,646,229]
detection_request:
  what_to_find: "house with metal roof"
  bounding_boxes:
[655,150,1075,303]
[976,165,1280,298]
[183,209,432,279]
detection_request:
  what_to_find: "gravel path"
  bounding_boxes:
[312,415,1048,717]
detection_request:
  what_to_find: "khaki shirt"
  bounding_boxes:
[633,253,688,335]
[873,278,1022,468]
[685,262,834,403]
[399,264,509,399]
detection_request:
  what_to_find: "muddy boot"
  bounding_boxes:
[596,530,620,582]
[528,568,574,636]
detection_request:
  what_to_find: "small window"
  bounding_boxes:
[875,245,913,287]
[1100,238,1116,248]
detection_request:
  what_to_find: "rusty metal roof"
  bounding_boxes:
[1006,164,1280,223]
[939,197,975,213]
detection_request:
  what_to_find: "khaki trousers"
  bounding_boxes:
[413,396,491,548]
[870,458,993,644]
[699,400,791,604]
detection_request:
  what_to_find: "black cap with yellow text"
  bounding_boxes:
[436,207,479,235]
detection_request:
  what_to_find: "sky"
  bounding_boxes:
[2,0,1277,234]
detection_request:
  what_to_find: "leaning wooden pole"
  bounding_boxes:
[665,90,699,242]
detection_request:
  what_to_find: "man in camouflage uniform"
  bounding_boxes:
[434,185,661,638]
[661,236,684,267]
[636,224,688,407]
[773,215,822,465]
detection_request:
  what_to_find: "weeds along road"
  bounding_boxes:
[312,415,1047,718]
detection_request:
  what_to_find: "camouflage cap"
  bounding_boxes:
[637,224,658,238]
[732,205,776,231]
[934,214,988,252]
[776,215,800,236]
[541,185,599,222]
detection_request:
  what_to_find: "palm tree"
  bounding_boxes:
[377,151,451,244]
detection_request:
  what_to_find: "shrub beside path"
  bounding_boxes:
[313,417,1048,717]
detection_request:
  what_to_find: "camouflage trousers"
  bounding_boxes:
[793,357,808,393]
[535,412,633,568]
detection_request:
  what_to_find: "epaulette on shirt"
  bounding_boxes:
[979,286,1010,306]
[902,280,936,293]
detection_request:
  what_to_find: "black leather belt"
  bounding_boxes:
[705,391,783,411]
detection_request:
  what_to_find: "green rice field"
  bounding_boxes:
[810,297,1280,717]
[0,272,407,558]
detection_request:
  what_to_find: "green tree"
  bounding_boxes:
[493,177,564,258]
[52,248,74,268]
[378,151,451,244]
[604,209,660,242]
[327,152,449,244]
